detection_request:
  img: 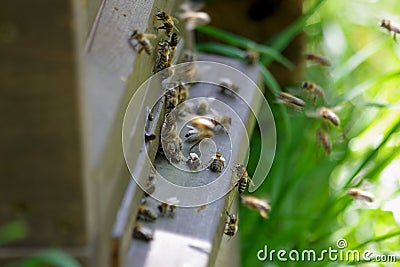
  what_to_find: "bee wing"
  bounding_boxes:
[305,110,319,118]
[143,33,157,39]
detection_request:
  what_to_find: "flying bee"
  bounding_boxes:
[277,92,305,111]
[219,78,239,96]
[241,196,271,219]
[224,211,238,237]
[301,81,325,104]
[178,2,211,31]
[158,197,179,217]
[233,164,253,194]
[153,41,170,74]
[317,107,340,127]
[245,50,260,64]
[210,151,226,172]
[304,53,331,67]
[164,88,179,115]
[133,223,153,241]
[138,204,158,222]
[316,129,332,156]
[380,19,400,41]
[154,10,179,37]
[347,188,374,203]
[186,152,201,169]
[167,33,179,67]
[129,30,156,55]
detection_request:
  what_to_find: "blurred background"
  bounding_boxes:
[1,0,400,266]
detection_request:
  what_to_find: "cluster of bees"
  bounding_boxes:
[133,168,179,241]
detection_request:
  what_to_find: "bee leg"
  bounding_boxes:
[138,46,144,54]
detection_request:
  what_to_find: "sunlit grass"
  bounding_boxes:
[197,0,400,266]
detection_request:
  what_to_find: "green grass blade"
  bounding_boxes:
[350,229,400,250]
[259,64,281,94]
[195,25,293,68]
[268,0,329,51]
[331,40,389,83]
[331,70,400,106]
[196,42,245,59]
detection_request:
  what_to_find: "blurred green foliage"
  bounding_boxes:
[198,0,400,266]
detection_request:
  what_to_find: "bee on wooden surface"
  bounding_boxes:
[210,151,226,172]
[304,53,331,67]
[277,92,305,111]
[178,2,211,31]
[316,129,332,156]
[133,223,153,241]
[245,50,260,64]
[196,204,207,213]
[317,107,340,127]
[138,204,158,222]
[167,32,179,67]
[186,152,201,169]
[158,197,179,217]
[164,88,179,115]
[219,78,240,96]
[195,101,209,115]
[153,41,171,74]
[224,211,238,237]
[144,173,156,197]
[129,30,156,55]
[380,19,400,41]
[241,196,271,219]
[233,164,253,194]
[175,82,189,104]
[215,115,232,128]
[154,10,179,37]
[347,188,374,203]
[301,81,325,104]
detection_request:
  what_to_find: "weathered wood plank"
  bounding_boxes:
[121,54,264,267]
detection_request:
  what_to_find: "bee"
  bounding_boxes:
[138,204,158,222]
[186,152,201,169]
[233,164,253,194]
[304,53,331,67]
[184,117,217,147]
[241,196,271,219]
[178,3,211,31]
[245,50,260,64]
[164,88,179,115]
[316,129,332,156]
[224,211,238,237]
[153,41,171,74]
[129,30,155,55]
[219,78,239,96]
[196,205,207,213]
[166,33,179,67]
[154,11,179,37]
[163,136,183,163]
[380,19,400,41]
[347,188,374,203]
[301,81,325,104]
[145,107,156,142]
[144,173,156,197]
[195,101,209,115]
[210,151,226,172]
[317,107,340,127]
[277,92,305,111]
[133,223,153,241]
[180,50,197,62]
[175,82,189,104]
[158,197,179,217]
